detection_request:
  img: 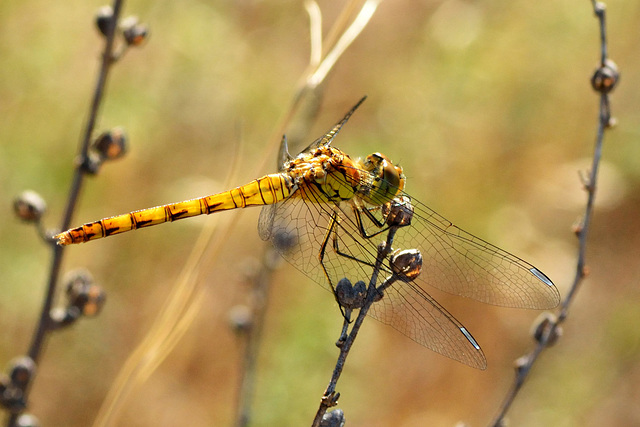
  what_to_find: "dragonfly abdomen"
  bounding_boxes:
[56,173,294,245]
[205,173,293,211]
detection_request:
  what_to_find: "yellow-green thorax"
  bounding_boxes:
[285,146,405,207]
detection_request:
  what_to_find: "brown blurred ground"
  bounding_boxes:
[1,1,640,426]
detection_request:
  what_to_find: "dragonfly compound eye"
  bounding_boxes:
[362,153,405,205]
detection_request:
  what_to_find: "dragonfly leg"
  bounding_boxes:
[318,211,349,319]
[353,205,389,239]
[330,229,391,274]
[318,211,339,293]
[353,196,414,239]
[322,209,391,275]
[318,209,392,313]
[318,211,382,318]
[328,208,393,275]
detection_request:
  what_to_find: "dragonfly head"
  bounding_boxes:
[361,153,405,205]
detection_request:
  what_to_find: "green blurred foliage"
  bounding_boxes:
[1,1,639,426]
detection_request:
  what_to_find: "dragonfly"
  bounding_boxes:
[56,97,560,369]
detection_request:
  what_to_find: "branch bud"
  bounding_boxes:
[13,191,46,223]
[8,357,36,389]
[390,249,423,282]
[383,195,413,227]
[65,269,106,317]
[121,16,149,47]
[591,59,619,94]
[335,278,367,310]
[95,6,115,37]
[228,305,253,334]
[91,128,127,161]
[531,312,562,346]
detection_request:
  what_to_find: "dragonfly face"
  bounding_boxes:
[358,152,405,206]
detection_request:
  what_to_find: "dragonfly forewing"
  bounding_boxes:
[402,195,560,309]
[258,157,558,369]
[258,188,378,294]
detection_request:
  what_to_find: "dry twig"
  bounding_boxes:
[490,2,619,425]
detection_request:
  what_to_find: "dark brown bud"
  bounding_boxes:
[335,278,367,309]
[531,312,562,346]
[8,357,35,388]
[95,6,115,37]
[390,249,423,282]
[572,217,584,237]
[591,59,619,94]
[65,269,106,317]
[92,128,127,161]
[383,195,413,227]
[121,16,149,47]
[13,191,46,223]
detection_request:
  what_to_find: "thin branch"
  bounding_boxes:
[233,247,279,427]
[5,2,125,426]
[311,211,413,426]
[28,0,123,365]
[307,0,380,88]
[490,2,618,425]
[254,0,382,175]
[310,235,394,427]
[306,0,323,68]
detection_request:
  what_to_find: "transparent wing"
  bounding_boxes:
[399,196,559,309]
[258,185,487,368]
[258,194,372,290]
[367,280,487,369]
[257,163,559,368]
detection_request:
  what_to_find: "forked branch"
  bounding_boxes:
[312,199,417,427]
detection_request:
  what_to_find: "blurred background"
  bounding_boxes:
[1,0,640,426]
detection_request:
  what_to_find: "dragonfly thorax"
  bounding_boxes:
[286,146,363,204]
